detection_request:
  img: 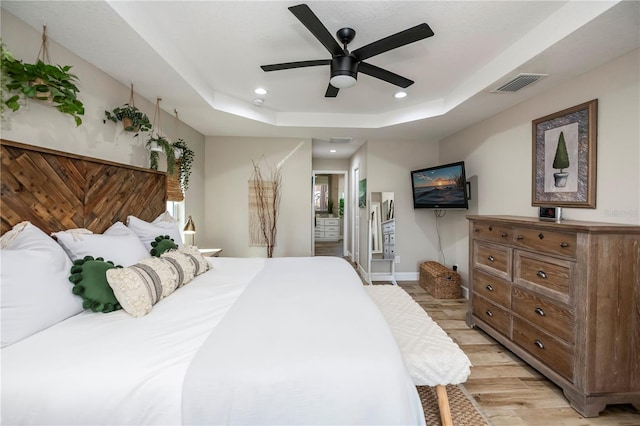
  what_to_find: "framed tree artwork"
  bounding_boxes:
[532,99,597,208]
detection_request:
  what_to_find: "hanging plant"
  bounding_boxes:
[104,84,151,137]
[1,29,85,126]
[147,134,175,173]
[172,138,194,193]
[146,97,175,173]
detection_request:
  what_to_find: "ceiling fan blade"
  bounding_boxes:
[352,23,434,61]
[261,59,331,72]
[325,84,339,97]
[289,4,343,57]
[359,62,414,88]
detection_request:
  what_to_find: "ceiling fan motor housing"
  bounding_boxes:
[331,56,359,79]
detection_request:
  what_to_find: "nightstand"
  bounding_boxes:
[198,248,223,257]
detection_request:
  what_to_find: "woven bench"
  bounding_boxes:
[365,285,471,426]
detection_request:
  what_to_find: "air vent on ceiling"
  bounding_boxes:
[329,137,352,144]
[492,73,548,93]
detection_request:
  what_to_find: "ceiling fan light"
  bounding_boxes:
[330,75,357,88]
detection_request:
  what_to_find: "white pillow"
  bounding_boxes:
[126,212,183,251]
[52,222,149,267]
[1,222,83,348]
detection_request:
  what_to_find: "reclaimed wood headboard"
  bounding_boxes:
[1,139,167,235]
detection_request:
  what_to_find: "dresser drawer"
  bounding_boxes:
[323,218,340,226]
[512,286,574,344]
[472,294,511,338]
[314,229,324,237]
[382,221,395,233]
[473,241,512,280]
[513,317,574,381]
[473,268,511,308]
[512,228,577,259]
[324,225,339,233]
[515,251,572,299]
[471,222,514,244]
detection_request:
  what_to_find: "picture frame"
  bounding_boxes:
[531,99,597,208]
[358,178,367,208]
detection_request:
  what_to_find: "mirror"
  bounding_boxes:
[368,191,395,284]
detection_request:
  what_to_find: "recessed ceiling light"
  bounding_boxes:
[254,88,268,95]
[330,149,337,153]
[394,91,407,99]
[253,98,264,106]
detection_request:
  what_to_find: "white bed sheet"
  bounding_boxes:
[2,257,425,426]
[182,257,425,425]
[1,257,265,425]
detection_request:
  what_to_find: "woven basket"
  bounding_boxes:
[419,261,461,299]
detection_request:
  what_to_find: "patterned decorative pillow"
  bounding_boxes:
[160,249,198,286]
[69,256,122,313]
[150,235,178,257]
[175,246,211,276]
[106,257,180,317]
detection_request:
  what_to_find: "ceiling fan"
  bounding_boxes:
[260,3,434,98]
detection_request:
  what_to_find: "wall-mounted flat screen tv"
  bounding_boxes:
[410,161,469,209]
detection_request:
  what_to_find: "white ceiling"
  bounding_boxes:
[2,1,639,158]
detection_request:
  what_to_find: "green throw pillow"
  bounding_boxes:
[69,256,122,313]
[150,235,178,257]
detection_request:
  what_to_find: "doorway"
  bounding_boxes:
[312,170,349,259]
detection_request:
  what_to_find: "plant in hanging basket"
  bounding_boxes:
[2,53,85,126]
[172,139,195,193]
[104,103,152,137]
[146,134,176,174]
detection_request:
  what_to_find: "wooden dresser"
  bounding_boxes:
[466,215,640,417]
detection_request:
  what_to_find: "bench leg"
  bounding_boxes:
[436,384,453,426]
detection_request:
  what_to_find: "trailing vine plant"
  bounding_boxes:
[146,97,175,173]
[1,27,85,126]
[172,138,194,193]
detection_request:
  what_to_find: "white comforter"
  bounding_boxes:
[1,257,424,425]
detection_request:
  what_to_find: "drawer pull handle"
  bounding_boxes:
[537,270,548,279]
[560,242,569,248]
[486,284,494,292]
[485,310,493,317]
[534,340,545,349]
[516,235,524,240]
[538,233,545,240]
[535,307,545,316]
[488,255,495,262]
[500,232,508,237]
[489,226,493,231]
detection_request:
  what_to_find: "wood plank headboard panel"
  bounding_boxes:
[1,139,167,235]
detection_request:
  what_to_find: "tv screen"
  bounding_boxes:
[410,161,469,209]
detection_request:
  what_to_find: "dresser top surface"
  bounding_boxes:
[467,215,640,234]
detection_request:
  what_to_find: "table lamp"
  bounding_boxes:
[183,215,196,246]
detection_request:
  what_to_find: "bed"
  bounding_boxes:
[0,140,425,425]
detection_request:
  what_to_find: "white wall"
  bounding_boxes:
[204,136,312,257]
[1,11,206,235]
[365,139,441,277]
[439,48,640,293]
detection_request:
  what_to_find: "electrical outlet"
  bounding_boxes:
[452,264,459,272]
[395,255,401,264]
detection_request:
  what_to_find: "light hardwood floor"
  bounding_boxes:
[397,281,640,426]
